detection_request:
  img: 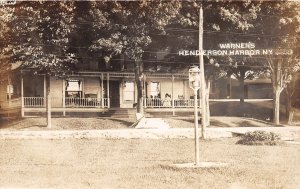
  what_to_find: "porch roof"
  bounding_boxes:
[20,70,189,79]
[76,71,189,79]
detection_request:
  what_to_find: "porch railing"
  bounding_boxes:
[145,98,201,108]
[24,97,44,107]
[22,97,109,108]
[173,99,200,108]
[66,97,103,108]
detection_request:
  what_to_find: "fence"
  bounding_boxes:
[145,98,201,108]
[23,97,109,108]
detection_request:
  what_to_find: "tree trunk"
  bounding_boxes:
[46,74,51,128]
[285,83,295,125]
[134,60,144,114]
[286,96,294,124]
[288,109,294,125]
[240,79,245,103]
[272,61,282,126]
[273,90,281,126]
[239,73,245,104]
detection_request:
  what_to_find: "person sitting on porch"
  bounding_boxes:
[162,93,171,107]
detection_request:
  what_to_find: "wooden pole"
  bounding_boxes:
[194,88,200,165]
[199,6,207,139]
[46,74,51,129]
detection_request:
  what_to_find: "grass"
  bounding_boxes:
[0,138,299,189]
[0,116,277,130]
[0,117,135,130]
[0,117,300,130]
[1,101,300,130]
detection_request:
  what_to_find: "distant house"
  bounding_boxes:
[211,76,273,100]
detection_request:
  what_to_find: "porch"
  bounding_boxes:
[0,96,200,116]
[0,71,202,117]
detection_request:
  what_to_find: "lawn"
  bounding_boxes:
[0,138,299,189]
[0,117,135,130]
[0,116,280,130]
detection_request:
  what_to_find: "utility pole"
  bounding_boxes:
[199,5,207,139]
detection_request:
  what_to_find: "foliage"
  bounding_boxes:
[88,1,180,61]
[237,130,281,146]
[256,1,300,79]
[255,1,300,124]
[0,6,14,82]
[11,1,78,77]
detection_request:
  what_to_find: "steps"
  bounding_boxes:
[145,111,194,118]
[99,108,136,118]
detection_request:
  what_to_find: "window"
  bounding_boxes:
[6,84,13,99]
[149,82,161,98]
[123,81,134,101]
[65,79,83,98]
[7,84,13,94]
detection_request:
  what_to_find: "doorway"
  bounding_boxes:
[109,81,120,108]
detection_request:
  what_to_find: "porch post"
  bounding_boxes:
[101,73,104,108]
[107,73,110,108]
[21,73,24,117]
[62,79,65,116]
[7,75,11,100]
[44,75,46,107]
[7,76,11,111]
[172,75,175,116]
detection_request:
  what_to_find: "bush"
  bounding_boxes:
[237,130,281,145]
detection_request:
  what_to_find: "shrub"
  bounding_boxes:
[237,130,281,145]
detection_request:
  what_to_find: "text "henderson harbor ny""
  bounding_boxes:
[178,42,292,56]
[178,49,293,56]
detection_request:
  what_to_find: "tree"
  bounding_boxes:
[0,6,13,83]
[175,1,264,126]
[224,57,267,103]
[197,1,300,125]
[204,2,265,104]
[80,1,265,120]
[88,1,180,114]
[12,1,77,128]
[285,65,300,124]
[255,1,300,125]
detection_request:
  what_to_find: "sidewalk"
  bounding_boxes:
[1,126,299,140]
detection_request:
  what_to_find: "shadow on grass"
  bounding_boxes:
[16,124,47,130]
[210,120,235,127]
[97,118,134,127]
[210,101,276,121]
[0,117,26,129]
[239,120,262,127]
